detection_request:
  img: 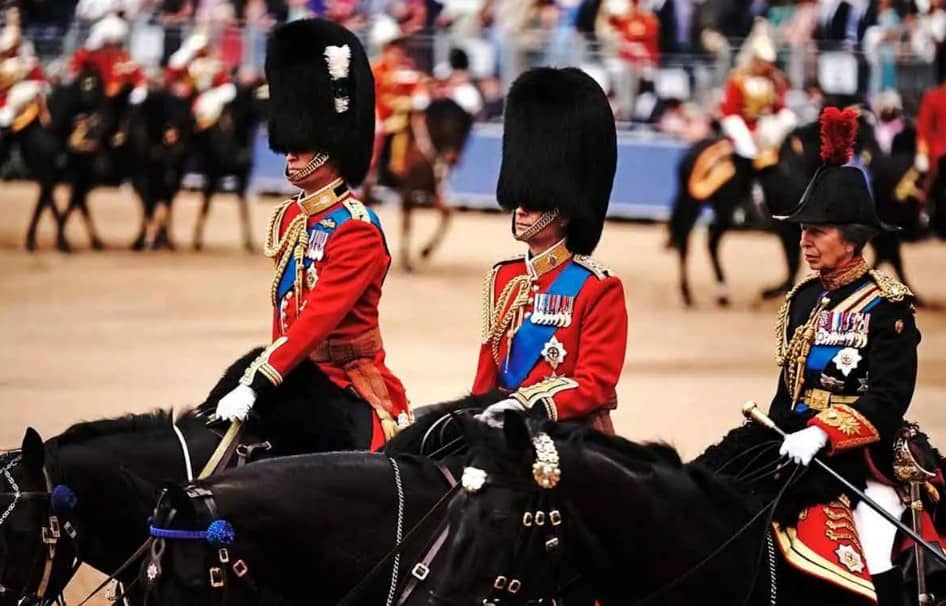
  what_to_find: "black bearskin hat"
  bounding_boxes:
[778,106,895,231]
[497,67,617,255]
[265,18,375,185]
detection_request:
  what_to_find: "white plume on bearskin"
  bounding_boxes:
[323,44,351,113]
[265,18,375,185]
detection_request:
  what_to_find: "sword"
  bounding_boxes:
[741,401,946,567]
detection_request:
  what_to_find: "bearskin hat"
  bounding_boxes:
[497,67,617,255]
[265,19,375,185]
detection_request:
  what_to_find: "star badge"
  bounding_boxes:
[835,544,866,574]
[832,348,863,377]
[541,336,567,373]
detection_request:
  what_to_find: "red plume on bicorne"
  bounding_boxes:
[819,106,859,166]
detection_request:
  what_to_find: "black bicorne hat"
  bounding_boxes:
[777,106,897,231]
[497,67,617,255]
[264,18,375,186]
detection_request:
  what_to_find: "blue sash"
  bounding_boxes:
[499,262,592,390]
[275,204,385,302]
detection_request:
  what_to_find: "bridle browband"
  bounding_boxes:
[0,452,81,606]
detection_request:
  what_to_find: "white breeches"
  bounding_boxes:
[853,480,906,575]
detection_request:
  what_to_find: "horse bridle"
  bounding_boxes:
[419,433,577,606]
[0,453,80,606]
[144,486,257,606]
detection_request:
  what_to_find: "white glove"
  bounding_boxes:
[129,85,148,105]
[475,398,526,428]
[215,384,257,422]
[915,153,930,173]
[721,114,759,159]
[779,426,829,466]
[0,106,13,128]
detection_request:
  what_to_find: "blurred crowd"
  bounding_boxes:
[4,0,946,131]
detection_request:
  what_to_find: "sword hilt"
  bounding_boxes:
[741,401,783,435]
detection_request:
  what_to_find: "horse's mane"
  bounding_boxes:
[547,423,683,471]
[54,409,177,447]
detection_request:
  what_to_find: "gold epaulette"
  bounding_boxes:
[573,255,612,279]
[869,270,913,303]
[343,198,372,223]
[775,273,820,367]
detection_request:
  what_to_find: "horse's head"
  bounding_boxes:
[141,483,254,606]
[0,428,80,606]
[422,412,574,606]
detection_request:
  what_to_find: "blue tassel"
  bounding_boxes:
[206,519,235,546]
[51,485,78,513]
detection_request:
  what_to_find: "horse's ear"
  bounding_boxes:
[21,427,45,473]
[503,411,532,455]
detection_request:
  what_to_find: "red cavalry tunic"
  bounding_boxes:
[70,47,145,98]
[719,67,788,131]
[917,83,946,180]
[240,178,409,450]
[472,240,628,429]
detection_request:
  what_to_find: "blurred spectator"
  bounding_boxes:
[873,88,905,154]
[241,0,275,71]
[778,0,818,87]
[909,0,946,64]
[481,0,539,91]
[656,98,711,140]
[863,0,901,95]
[815,0,877,47]
[655,0,701,54]
[157,0,193,65]
[608,0,660,66]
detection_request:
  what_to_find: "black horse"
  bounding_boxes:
[190,82,268,253]
[2,101,68,252]
[416,413,871,606]
[667,130,806,307]
[134,396,518,606]
[127,89,193,251]
[0,347,375,606]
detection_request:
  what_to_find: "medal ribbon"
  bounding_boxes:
[499,262,591,390]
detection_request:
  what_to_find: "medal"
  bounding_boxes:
[306,265,318,289]
[531,294,574,328]
[541,336,567,375]
[307,230,329,261]
[832,347,862,377]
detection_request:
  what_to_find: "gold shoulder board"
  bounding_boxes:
[869,270,913,303]
[343,199,372,223]
[573,255,612,279]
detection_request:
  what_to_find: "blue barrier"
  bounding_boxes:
[247,124,691,221]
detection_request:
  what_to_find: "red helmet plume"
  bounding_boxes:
[819,106,859,166]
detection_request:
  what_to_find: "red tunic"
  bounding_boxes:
[70,47,145,97]
[917,83,946,179]
[719,68,788,130]
[241,178,409,450]
[472,240,628,424]
[611,10,661,65]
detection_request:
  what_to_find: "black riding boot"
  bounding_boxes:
[872,569,907,606]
